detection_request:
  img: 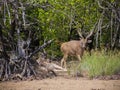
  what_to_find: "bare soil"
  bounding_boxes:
[0,76,120,90]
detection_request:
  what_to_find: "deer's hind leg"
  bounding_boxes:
[77,55,82,61]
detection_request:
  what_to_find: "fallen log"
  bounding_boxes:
[36,57,67,77]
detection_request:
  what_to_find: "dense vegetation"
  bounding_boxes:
[79,51,120,78]
[0,0,120,80]
[24,0,120,58]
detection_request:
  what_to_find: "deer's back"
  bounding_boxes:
[61,40,81,55]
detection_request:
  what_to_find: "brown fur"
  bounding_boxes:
[61,38,88,68]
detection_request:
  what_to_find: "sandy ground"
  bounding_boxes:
[0,77,120,90]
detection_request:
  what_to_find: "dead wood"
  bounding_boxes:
[36,57,67,78]
[0,1,55,81]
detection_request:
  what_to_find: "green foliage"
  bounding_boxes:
[1,0,119,59]
[24,0,100,58]
[79,52,120,78]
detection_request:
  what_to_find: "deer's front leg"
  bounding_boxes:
[61,58,64,68]
[77,55,82,61]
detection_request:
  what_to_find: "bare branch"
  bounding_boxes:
[96,0,108,10]
[28,39,54,59]
[5,1,11,24]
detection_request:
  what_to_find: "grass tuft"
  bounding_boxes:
[77,51,120,78]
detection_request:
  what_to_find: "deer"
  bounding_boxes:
[60,29,94,69]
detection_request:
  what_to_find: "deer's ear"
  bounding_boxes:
[87,40,92,43]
